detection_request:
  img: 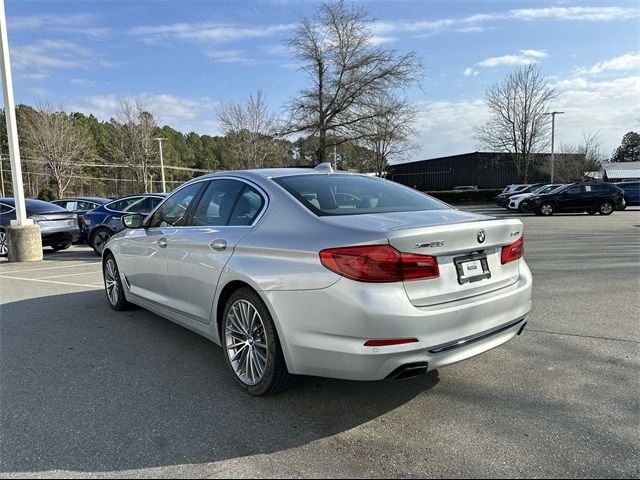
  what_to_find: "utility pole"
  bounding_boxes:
[0,0,42,261]
[154,137,167,193]
[544,111,565,183]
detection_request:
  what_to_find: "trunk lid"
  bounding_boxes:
[321,209,523,306]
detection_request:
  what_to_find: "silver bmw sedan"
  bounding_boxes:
[102,164,532,395]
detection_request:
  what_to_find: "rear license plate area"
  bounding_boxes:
[454,252,491,285]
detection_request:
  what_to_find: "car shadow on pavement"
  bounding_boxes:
[0,290,439,474]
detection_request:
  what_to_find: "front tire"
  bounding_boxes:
[91,228,112,256]
[540,202,556,216]
[599,201,614,215]
[222,287,296,396]
[52,243,71,251]
[103,254,132,311]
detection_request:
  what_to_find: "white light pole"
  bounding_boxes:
[544,111,565,183]
[154,137,167,193]
[0,0,28,225]
[0,0,42,261]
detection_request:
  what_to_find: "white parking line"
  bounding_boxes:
[0,274,103,289]
[40,270,102,280]
[0,262,101,275]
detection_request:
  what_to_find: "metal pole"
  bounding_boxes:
[0,0,30,225]
[544,111,565,184]
[550,114,555,183]
[154,137,166,193]
[334,144,337,171]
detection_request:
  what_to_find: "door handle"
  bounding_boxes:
[210,239,227,251]
[158,238,168,248]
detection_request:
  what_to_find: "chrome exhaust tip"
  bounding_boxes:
[386,362,429,380]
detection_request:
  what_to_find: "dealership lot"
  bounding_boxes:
[1,208,639,478]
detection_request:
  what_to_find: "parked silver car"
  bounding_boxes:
[102,165,532,395]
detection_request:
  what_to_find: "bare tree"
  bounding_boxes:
[474,64,556,182]
[217,91,281,169]
[19,101,91,198]
[285,0,421,164]
[355,95,418,176]
[111,98,157,193]
[554,130,606,182]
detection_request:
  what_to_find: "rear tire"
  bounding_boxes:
[103,254,132,311]
[598,201,614,215]
[52,243,71,251]
[91,228,112,256]
[222,287,296,396]
[540,202,555,216]
[0,228,7,257]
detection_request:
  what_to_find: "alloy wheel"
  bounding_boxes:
[104,258,120,306]
[600,203,613,215]
[0,231,7,256]
[541,204,554,215]
[93,230,111,255]
[225,299,269,386]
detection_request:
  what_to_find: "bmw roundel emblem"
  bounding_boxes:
[477,229,486,244]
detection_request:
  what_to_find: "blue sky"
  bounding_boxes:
[5,0,639,162]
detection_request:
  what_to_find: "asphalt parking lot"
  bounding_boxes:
[1,207,639,478]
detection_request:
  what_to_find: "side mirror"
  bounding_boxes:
[122,213,144,229]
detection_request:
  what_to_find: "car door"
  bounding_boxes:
[166,178,267,324]
[557,185,584,211]
[118,183,205,307]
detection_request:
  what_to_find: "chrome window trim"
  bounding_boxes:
[0,202,16,215]
[145,176,270,230]
[104,195,164,214]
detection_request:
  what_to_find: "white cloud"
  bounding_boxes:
[68,94,220,134]
[366,7,637,39]
[407,99,489,161]
[576,51,640,75]
[129,22,293,44]
[509,7,636,22]
[11,39,111,71]
[205,49,256,64]
[10,13,110,38]
[478,50,547,68]
[463,68,479,77]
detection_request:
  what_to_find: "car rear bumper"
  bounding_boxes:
[264,260,533,381]
[40,227,80,246]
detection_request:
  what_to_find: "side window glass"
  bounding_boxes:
[109,197,140,212]
[190,180,245,227]
[65,202,77,211]
[122,198,149,213]
[149,184,203,228]
[147,197,163,211]
[584,185,593,193]
[229,186,266,226]
[566,186,582,195]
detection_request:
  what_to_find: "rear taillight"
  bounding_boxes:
[501,236,524,264]
[319,245,439,283]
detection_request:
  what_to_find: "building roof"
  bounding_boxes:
[601,162,640,180]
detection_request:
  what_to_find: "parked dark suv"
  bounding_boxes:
[520,183,625,216]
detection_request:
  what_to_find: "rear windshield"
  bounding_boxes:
[274,174,448,216]
[26,200,66,214]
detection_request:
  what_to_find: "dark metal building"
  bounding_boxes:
[387,152,581,191]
